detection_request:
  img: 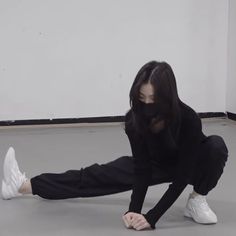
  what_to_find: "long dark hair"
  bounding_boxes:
[125,61,182,138]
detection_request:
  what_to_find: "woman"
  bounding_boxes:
[2,61,228,230]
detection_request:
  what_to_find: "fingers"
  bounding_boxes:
[125,212,134,221]
[122,213,135,228]
[130,214,151,231]
[122,215,132,228]
[132,218,146,230]
[131,217,143,227]
[135,222,150,231]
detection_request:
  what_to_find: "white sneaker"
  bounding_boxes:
[1,147,27,200]
[184,193,217,224]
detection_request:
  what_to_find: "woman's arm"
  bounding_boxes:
[125,128,152,214]
[142,110,205,228]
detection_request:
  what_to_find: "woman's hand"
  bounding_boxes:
[122,212,133,228]
[122,212,152,231]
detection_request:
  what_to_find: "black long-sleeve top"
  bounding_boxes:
[124,102,207,229]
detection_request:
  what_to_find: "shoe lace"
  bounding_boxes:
[196,196,210,211]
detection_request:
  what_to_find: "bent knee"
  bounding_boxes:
[205,135,228,164]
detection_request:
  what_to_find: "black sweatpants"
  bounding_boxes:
[31,135,228,199]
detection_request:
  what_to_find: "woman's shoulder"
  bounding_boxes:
[178,101,204,135]
[179,101,200,121]
[178,101,207,142]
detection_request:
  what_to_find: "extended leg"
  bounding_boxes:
[31,155,135,199]
[2,147,173,200]
[31,156,173,200]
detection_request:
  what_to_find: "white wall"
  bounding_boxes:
[227,0,236,114]
[0,0,229,121]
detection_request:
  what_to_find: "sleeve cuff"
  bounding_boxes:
[142,214,156,229]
